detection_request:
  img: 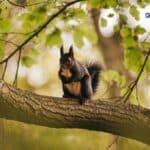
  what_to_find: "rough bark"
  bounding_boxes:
[0,80,150,145]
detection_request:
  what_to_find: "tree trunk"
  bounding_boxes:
[0,80,150,145]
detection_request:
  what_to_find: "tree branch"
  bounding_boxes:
[0,38,19,47]
[0,0,82,65]
[0,80,150,145]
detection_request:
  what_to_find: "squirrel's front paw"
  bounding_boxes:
[79,98,89,105]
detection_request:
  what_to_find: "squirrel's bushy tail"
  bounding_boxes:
[87,63,101,93]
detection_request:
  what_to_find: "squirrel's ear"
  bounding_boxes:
[69,45,74,58]
[60,45,64,56]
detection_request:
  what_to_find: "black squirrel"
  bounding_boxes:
[58,45,101,104]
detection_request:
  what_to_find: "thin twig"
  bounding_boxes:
[135,84,140,106]
[0,0,83,65]
[13,50,21,87]
[0,38,19,47]
[124,49,150,103]
[0,31,33,35]
[1,61,8,80]
[121,81,135,98]
[107,136,119,150]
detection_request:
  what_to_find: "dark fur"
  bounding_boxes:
[58,45,101,104]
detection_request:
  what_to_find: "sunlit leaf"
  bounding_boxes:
[119,14,128,24]
[66,8,86,19]
[0,19,12,32]
[146,59,150,72]
[46,28,62,47]
[102,70,126,87]
[89,0,102,8]
[30,49,40,56]
[120,2,130,8]
[124,47,144,72]
[106,0,119,8]
[124,36,137,48]
[0,41,4,60]
[120,27,132,37]
[21,56,35,67]
[137,0,146,8]
[113,24,120,32]
[108,13,114,17]
[129,5,140,20]
[73,28,84,48]
[134,25,146,35]
[141,42,150,50]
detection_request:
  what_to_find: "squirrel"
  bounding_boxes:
[58,45,101,104]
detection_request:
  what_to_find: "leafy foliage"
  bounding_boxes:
[134,26,146,35]
[120,25,147,73]
[46,28,62,47]
[0,41,4,60]
[21,56,35,67]
[0,19,12,32]
[129,5,140,20]
[102,70,126,87]
[89,0,120,8]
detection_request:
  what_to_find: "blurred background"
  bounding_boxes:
[0,0,150,150]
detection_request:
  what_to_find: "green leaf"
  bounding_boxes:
[90,0,119,8]
[108,13,114,17]
[0,19,12,32]
[80,23,97,43]
[106,0,118,8]
[141,42,150,50]
[89,0,102,8]
[121,27,132,37]
[102,70,126,87]
[18,5,48,32]
[30,49,40,56]
[0,41,4,60]
[146,59,150,72]
[124,47,144,72]
[119,15,128,24]
[21,56,35,67]
[101,18,107,27]
[134,25,146,35]
[67,8,86,19]
[113,24,120,32]
[73,28,84,48]
[124,36,137,48]
[120,2,130,8]
[137,0,146,8]
[46,28,62,47]
[70,23,97,46]
[129,5,140,20]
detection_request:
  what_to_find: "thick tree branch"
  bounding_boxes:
[0,80,150,145]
